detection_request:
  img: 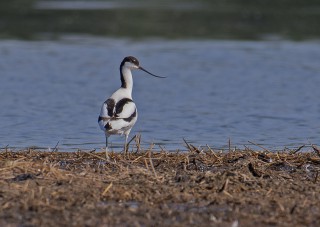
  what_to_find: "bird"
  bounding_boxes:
[98,56,165,159]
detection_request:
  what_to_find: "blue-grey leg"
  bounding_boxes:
[105,136,110,160]
[124,134,128,154]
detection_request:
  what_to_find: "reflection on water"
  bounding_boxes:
[0,37,319,150]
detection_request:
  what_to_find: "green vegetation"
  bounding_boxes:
[0,0,319,40]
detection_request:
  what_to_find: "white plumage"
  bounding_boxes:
[98,56,165,158]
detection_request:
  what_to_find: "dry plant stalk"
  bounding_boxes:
[0,147,320,227]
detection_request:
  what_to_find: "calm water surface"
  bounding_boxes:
[0,37,320,151]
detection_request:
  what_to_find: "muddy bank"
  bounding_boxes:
[0,148,320,226]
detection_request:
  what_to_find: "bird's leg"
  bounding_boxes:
[105,136,110,160]
[124,134,129,155]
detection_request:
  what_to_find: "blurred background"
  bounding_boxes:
[0,0,319,40]
[0,0,320,151]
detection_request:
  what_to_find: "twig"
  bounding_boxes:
[206,144,221,162]
[183,138,201,153]
[102,182,113,196]
[314,171,319,184]
[313,171,319,183]
[219,178,229,193]
[311,144,320,157]
[191,144,201,153]
[5,144,9,154]
[51,141,60,153]
[290,145,305,154]
[183,138,193,152]
[248,141,270,152]
[148,151,158,178]
[128,135,137,145]
[159,145,166,153]
[84,151,121,167]
[131,155,144,163]
[223,190,233,198]
[290,204,297,214]
[126,135,137,153]
[248,162,262,177]
[144,158,149,170]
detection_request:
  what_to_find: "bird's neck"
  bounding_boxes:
[120,67,133,93]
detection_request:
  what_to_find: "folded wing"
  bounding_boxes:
[98,98,137,134]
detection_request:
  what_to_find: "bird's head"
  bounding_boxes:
[121,56,166,78]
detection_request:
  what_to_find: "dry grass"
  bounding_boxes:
[1,145,320,226]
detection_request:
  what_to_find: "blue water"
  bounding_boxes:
[0,36,320,151]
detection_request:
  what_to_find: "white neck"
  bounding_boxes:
[121,67,133,94]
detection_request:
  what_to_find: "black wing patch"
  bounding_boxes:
[123,109,137,122]
[104,122,112,130]
[115,98,133,116]
[105,98,115,117]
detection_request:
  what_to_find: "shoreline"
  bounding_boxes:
[1,149,320,226]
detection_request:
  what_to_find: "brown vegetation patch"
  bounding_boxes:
[0,148,320,226]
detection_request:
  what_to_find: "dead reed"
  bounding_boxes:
[0,143,320,226]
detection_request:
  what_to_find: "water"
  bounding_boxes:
[0,36,320,151]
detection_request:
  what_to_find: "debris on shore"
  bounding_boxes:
[1,146,320,226]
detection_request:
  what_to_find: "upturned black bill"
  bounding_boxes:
[139,66,166,78]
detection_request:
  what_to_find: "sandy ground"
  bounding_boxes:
[1,147,320,227]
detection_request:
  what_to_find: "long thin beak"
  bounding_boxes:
[139,66,166,78]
